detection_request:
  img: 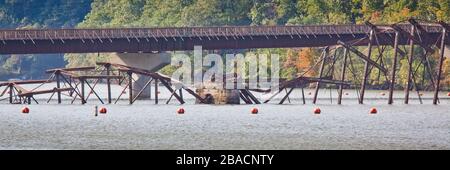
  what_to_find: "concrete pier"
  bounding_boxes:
[110,53,170,99]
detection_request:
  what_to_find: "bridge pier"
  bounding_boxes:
[110,52,170,99]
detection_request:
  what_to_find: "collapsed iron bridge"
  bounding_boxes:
[0,19,449,105]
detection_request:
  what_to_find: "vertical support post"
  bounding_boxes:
[179,88,183,101]
[155,78,159,104]
[279,88,294,104]
[56,71,62,104]
[433,27,446,104]
[106,64,112,104]
[388,31,400,104]
[9,84,13,104]
[27,96,31,104]
[313,47,329,104]
[338,48,348,104]
[405,25,416,104]
[68,77,73,97]
[359,29,374,104]
[301,88,306,104]
[127,71,133,105]
[80,78,86,104]
[149,80,152,100]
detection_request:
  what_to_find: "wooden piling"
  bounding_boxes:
[388,31,400,104]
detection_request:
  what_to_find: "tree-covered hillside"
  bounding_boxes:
[0,0,92,79]
[66,0,449,89]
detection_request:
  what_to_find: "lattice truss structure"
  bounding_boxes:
[0,19,448,105]
[264,19,448,105]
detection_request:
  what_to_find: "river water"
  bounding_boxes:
[0,83,449,149]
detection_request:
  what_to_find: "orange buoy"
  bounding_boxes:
[313,107,321,114]
[369,107,378,114]
[21,107,30,114]
[99,107,107,114]
[177,108,185,114]
[447,92,450,96]
[251,108,258,114]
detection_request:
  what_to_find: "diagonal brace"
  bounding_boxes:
[337,40,387,74]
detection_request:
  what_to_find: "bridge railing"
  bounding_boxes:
[0,24,443,41]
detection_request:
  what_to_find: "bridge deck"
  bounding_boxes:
[0,24,443,41]
[0,23,448,54]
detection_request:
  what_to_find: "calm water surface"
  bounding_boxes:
[0,84,449,149]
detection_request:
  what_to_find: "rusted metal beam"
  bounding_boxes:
[391,24,435,53]
[9,85,13,104]
[239,91,253,104]
[337,48,348,105]
[360,29,374,104]
[45,66,96,73]
[0,80,50,87]
[313,47,329,104]
[301,88,306,104]
[131,78,153,104]
[388,31,400,104]
[365,21,407,58]
[71,75,123,79]
[80,78,86,104]
[241,89,260,104]
[154,79,158,104]
[402,20,438,90]
[19,88,72,97]
[408,19,429,37]
[337,40,387,73]
[279,88,294,104]
[159,78,185,104]
[404,25,416,104]
[183,87,207,104]
[127,71,133,105]
[112,63,201,104]
[55,71,62,104]
[106,64,112,104]
[433,24,447,104]
[85,80,104,104]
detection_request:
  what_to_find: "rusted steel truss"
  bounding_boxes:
[260,19,447,105]
[0,19,448,105]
